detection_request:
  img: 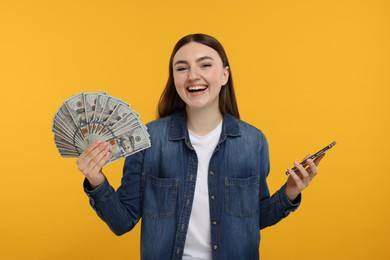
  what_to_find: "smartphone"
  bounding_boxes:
[286,141,336,175]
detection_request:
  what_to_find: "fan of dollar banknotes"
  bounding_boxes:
[52,92,151,165]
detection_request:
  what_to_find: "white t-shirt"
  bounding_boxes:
[183,121,222,260]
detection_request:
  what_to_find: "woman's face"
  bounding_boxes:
[172,42,229,111]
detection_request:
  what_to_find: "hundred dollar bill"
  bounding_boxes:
[54,134,81,155]
[98,103,137,137]
[90,94,108,136]
[54,106,77,135]
[53,113,79,141]
[58,151,80,157]
[84,92,105,135]
[104,124,151,165]
[95,96,123,136]
[54,108,85,149]
[54,135,78,150]
[102,115,139,139]
[91,94,109,135]
[53,125,76,146]
[106,121,143,140]
[107,106,139,132]
[64,93,90,144]
[56,146,80,156]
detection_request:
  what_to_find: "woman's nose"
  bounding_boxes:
[187,68,200,80]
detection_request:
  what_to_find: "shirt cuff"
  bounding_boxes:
[278,184,301,214]
[83,176,113,202]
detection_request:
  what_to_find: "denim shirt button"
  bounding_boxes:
[210,195,216,200]
[89,198,95,206]
[213,245,218,250]
[210,171,215,176]
[212,221,217,225]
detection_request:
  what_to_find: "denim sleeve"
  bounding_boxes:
[258,135,301,230]
[83,151,144,236]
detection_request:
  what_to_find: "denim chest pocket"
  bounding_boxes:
[225,175,260,217]
[142,173,179,219]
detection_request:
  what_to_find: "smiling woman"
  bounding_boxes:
[172,42,229,128]
[75,33,325,260]
[158,33,240,120]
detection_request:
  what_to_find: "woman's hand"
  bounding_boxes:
[76,140,111,189]
[285,154,325,202]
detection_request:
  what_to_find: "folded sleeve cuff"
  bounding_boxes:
[83,177,114,205]
[278,184,301,215]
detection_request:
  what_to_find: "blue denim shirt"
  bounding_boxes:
[84,110,300,260]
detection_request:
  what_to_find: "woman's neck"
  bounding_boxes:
[186,106,223,136]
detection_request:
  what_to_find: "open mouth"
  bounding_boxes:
[187,85,208,93]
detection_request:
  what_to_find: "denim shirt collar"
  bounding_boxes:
[169,109,241,144]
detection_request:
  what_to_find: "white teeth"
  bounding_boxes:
[188,85,207,91]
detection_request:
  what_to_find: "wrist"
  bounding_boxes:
[87,174,105,189]
[285,187,299,203]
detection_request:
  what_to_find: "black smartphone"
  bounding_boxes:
[286,141,336,175]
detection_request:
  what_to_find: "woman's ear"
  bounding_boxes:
[222,66,230,86]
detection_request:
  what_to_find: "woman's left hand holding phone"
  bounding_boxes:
[285,154,325,202]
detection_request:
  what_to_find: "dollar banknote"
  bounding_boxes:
[52,92,151,165]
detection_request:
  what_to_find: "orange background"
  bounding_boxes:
[1,0,389,259]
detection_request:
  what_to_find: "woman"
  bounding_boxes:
[77,33,324,260]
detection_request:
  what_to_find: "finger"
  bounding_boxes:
[313,153,326,166]
[294,161,309,177]
[297,154,312,169]
[82,154,110,180]
[77,142,110,173]
[287,168,305,190]
[302,154,312,161]
[90,150,112,173]
[82,144,111,174]
[306,158,318,176]
[83,142,110,165]
[294,161,311,185]
[78,140,103,160]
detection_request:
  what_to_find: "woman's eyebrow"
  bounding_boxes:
[173,56,214,66]
[173,60,187,66]
[196,56,214,62]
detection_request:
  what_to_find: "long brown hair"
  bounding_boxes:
[157,33,240,119]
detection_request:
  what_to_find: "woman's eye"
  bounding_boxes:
[201,63,212,68]
[175,67,188,72]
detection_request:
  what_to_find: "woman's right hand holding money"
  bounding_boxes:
[76,140,111,189]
